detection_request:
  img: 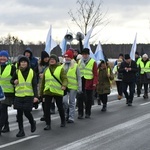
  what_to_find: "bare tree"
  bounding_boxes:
[68,0,108,36]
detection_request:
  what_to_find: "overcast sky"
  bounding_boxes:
[0,0,150,44]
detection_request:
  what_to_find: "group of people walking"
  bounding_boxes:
[0,47,149,138]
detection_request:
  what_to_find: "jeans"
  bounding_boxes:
[63,89,77,121]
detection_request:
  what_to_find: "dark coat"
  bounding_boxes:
[10,67,38,111]
[96,68,111,95]
[118,60,138,83]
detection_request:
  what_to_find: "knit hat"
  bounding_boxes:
[0,50,9,58]
[81,48,90,54]
[49,54,59,62]
[124,54,130,59]
[142,53,148,58]
[18,56,30,66]
[41,51,49,60]
[64,50,74,59]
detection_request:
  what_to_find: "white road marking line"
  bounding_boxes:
[140,102,150,106]
[0,135,40,149]
[55,113,150,150]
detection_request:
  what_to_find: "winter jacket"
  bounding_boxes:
[40,63,68,97]
[96,67,111,95]
[118,60,138,83]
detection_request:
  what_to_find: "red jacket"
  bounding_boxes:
[85,62,98,90]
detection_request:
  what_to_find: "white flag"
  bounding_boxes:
[59,30,68,55]
[83,27,96,59]
[94,41,105,61]
[130,33,137,61]
[45,25,57,55]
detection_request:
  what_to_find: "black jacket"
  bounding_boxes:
[118,60,138,82]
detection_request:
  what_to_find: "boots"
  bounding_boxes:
[143,93,148,99]
[101,105,107,112]
[1,124,10,133]
[16,129,25,137]
[31,120,36,133]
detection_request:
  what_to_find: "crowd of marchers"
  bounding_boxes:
[0,47,149,137]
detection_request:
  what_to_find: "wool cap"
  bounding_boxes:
[0,50,9,58]
[81,48,90,54]
[64,50,74,59]
[49,54,59,62]
[124,54,130,59]
[41,51,49,60]
[142,53,148,58]
[18,56,30,66]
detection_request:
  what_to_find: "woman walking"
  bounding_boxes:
[11,56,38,137]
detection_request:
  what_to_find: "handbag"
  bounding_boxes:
[117,72,123,79]
[0,86,5,101]
[146,72,150,79]
[50,69,68,96]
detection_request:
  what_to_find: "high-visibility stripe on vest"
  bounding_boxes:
[82,59,95,79]
[136,57,142,66]
[66,63,78,90]
[0,64,14,93]
[44,66,64,96]
[15,69,34,97]
[139,61,150,74]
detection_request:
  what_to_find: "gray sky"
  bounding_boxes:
[0,0,150,44]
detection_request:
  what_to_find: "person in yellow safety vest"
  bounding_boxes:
[40,54,68,130]
[0,50,16,136]
[138,53,150,99]
[10,56,38,137]
[77,48,98,119]
[63,49,82,123]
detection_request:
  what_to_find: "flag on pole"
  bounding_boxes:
[130,33,137,61]
[59,30,67,55]
[45,25,57,55]
[94,41,105,61]
[83,27,96,60]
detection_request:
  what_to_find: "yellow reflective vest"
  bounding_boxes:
[66,63,78,90]
[0,64,14,93]
[139,61,150,74]
[79,58,95,79]
[44,66,64,96]
[15,69,34,97]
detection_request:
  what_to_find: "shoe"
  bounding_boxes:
[143,94,148,99]
[44,125,51,130]
[78,115,83,119]
[60,122,66,127]
[40,117,45,121]
[101,105,107,112]
[16,130,25,137]
[101,107,106,112]
[1,126,10,133]
[118,95,122,100]
[85,114,90,118]
[67,120,74,123]
[128,103,132,106]
[31,121,36,133]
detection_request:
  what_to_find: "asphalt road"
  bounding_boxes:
[1,93,150,150]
